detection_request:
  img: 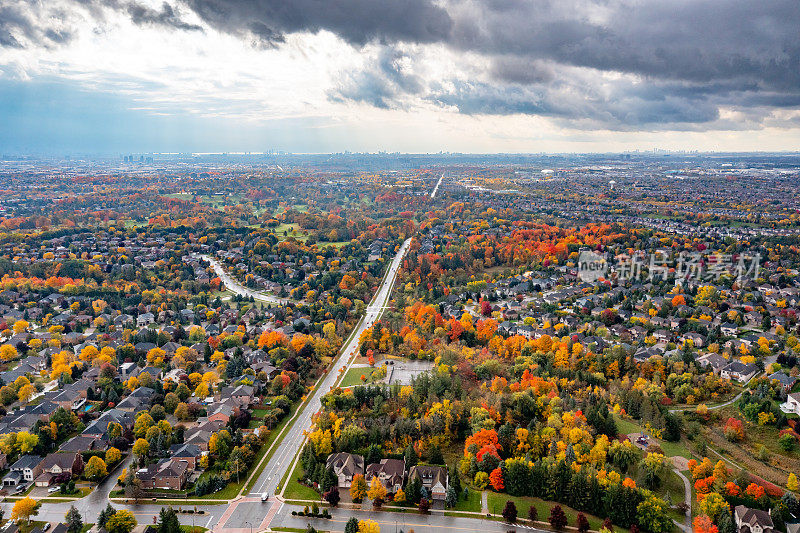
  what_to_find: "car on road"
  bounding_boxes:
[261,492,269,502]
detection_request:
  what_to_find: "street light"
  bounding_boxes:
[245,521,253,533]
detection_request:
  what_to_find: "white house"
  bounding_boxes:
[781,392,800,416]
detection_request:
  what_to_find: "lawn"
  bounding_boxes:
[453,487,482,512]
[180,526,209,533]
[612,414,692,459]
[486,492,604,531]
[282,459,321,501]
[339,367,379,388]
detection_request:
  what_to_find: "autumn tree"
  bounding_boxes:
[85,456,108,480]
[549,505,568,531]
[367,476,387,506]
[106,510,137,533]
[350,474,367,502]
[12,497,40,524]
[502,501,518,523]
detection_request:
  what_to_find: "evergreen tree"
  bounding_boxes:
[445,486,458,509]
[404,445,418,468]
[65,506,83,533]
[344,518,359,533]
[98,504,116,529]
[157,507,181,533]
[448,463,462,496]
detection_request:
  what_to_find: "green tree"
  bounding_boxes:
[157,507,181,533]
[345,517,359,533]
[65,506,83,533]
[636,495,672,533]
[98,505,116,529]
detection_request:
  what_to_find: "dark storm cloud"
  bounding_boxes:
[3,0,799,130]
[181,0,453,47]
[126,2,202,31]
[329,0,800,128]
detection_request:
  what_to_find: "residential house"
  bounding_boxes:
[326,452,364,489]
[734,505,775,533]
[136,459,190,490]
[35,452,84,486]
[407,465,448,501]
[721,361,759,383]
[768,372,797,393]
[781,392,800,416]
[365,459,405,494]
[167,444,203,471]
[3,455,43,486]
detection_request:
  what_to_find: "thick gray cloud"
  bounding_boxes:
[181,0,453,47]
[3,0,799,130]
[327,0,800,129]
[126,2,202,31]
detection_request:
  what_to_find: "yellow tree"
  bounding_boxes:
[350,474,368,501]
[358,520,380,533]
[0,344,17,361]
[17,384,35,403]
[788,472,799,492]
[367,476,388,503]
[12,497,40,524]
[16,431,39,454]
[85,456,108,480]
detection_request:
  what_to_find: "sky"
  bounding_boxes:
[1,0,799,154]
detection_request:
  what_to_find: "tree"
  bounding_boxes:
[528,505,539,522]
[418,498,430,513]
[549,505,568,531]
[788,473,799,492]
[445,486,458,508]
[11,497,40,525]
[367,476,387,506]
[98,504,116,529]
[502,501,518,523]
[394,488,406,504]
[16,431,39,454]
[323,487,340,507]
[699,492,729,522]
[345,518,359,533]
[106,510,137,533]
[490,467,504,491]
[693,516,719,533]
[65,506,83,533]
[106,447,122,464]
[350,474,367,502]
[577,513,590,533]
[639,453,667,489]
[636,495,672,533]
[357,519,380,533]
[85,456,108,480]
[157,507,181,533]
[18,384,35,403]
[132,438,150,460]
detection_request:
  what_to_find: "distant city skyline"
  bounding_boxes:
[1,0,799,154]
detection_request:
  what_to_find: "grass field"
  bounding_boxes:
[453,487,482,512]
[339,367,380,387]
[283,460,321,501]
[485,492,604,531]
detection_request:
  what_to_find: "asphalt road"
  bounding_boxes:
[199,255,292,305]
